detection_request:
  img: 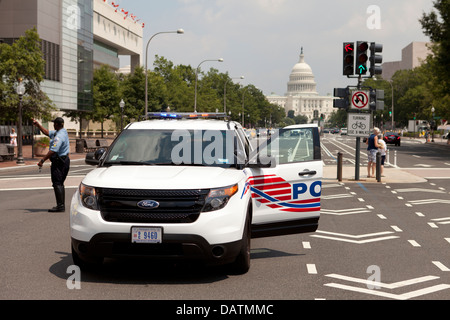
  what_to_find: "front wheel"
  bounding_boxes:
[229,215,251,275]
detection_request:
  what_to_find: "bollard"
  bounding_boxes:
[394,150,397,167]
[376,151,381,182]
[337,152,343,182]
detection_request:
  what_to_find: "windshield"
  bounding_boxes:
[258,127,319,164]
[103,129,237,168]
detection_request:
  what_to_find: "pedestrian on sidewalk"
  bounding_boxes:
[378,133,387,177]
[33,117,70,212]
[9,128,17,155]
[366,127,381,178]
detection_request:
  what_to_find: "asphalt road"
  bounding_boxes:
[0,140,449,304]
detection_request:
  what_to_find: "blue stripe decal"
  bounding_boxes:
[278,202,321,209]
[250,187,279,202]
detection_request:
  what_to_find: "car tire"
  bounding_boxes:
[71,245,103,271]
[229,211,251,275]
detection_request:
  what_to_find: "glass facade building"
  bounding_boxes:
[0,0,142,132]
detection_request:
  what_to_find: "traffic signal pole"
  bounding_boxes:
[334,41,383,182]
[354,74,363,181]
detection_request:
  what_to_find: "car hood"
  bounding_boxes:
[82,166,244,190]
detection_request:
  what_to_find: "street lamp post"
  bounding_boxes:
[194,58,224,113]
[431,107,435,143]
[145,29,184,120]
[16,81,26,165]
[241,85,247,126]
[388,80,394,131]
[224,76,244,114]
[120,99,125,132]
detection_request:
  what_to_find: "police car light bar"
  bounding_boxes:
[147,112,230,120]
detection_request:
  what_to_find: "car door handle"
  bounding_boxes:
[299,170,317,176]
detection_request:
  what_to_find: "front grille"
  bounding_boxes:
[98,188,210,224]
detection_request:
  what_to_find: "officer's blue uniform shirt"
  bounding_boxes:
[49,128,70,157]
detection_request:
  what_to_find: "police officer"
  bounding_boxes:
[33,117,70,212]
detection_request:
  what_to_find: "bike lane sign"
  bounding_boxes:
[348,113,371,137]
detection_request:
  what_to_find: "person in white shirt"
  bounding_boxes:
[378,134,387,177]
[10,128,17,147]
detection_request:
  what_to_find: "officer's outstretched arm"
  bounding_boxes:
[32,119,50,137]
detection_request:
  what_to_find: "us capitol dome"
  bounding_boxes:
[267,48,333,122]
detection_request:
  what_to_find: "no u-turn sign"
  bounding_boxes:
[351,90,370,110]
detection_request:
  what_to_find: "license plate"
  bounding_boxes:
[131,227,163,244]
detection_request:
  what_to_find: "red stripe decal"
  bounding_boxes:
[253,183,291,191]
[252,177,286,185]
[266,188,292,196]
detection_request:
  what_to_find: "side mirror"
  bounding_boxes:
[94,148,106,161]
[85,148,106,166]
[235,150,246,170]
[85,152,99,166]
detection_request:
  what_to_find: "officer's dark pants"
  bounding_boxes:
[50,155,70,211]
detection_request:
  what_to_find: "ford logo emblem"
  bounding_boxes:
[137,200,160,210]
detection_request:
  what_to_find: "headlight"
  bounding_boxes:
[203,184,238,212]
[79,183,99,210]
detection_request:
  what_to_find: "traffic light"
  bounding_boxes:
[356,41,369,75]
[369,42,383,76]
[369,89,384,111]
[343,42,354,76]
[333,87,350,109]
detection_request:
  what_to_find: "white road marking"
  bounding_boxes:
[408,240,421,247]
[432,261,450,272]
[415,212,425,217]
[307,264,317,274]
[325,274,439,289]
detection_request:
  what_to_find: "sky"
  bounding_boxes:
[115,0,434,97]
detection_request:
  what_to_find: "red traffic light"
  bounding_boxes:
[343,42,355,76]
[358,42,369,52]
[356,41,369,74]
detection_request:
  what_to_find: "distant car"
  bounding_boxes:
[384,132,401,146]
[340,128,348,135]
[323,128,330,133]
[331,128,340,134]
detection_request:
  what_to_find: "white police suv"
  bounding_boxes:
[70,113,323,274]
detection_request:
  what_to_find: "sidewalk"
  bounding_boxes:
[402,136,450,145]
[0,140,86,170]
[323,166,430,184]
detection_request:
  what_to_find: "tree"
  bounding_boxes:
[92,65,120,135]
[328,110,347,128]
[0,27,55,121]
[119,66,146,122]
[419,0,450,121]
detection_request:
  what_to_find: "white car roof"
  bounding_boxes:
[284,123,318,129]
[127,119,237,131]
